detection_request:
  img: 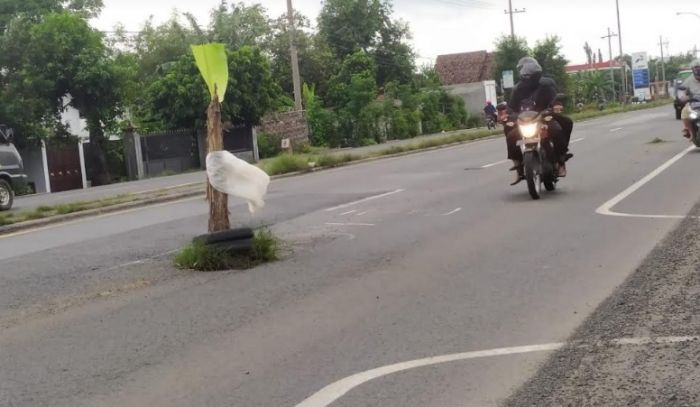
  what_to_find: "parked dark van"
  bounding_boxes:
[0,125,27,210]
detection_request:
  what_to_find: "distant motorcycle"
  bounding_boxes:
[685,97,700,148]
[485,113,497,130]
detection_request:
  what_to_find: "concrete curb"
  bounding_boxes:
[0,189,205,235]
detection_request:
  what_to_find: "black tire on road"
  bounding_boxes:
[0,179,13,211]
[194,227,254,245]
[523,152,540,200]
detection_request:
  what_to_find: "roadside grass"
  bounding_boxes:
[0,99,671,228]
[174,229,282,271]
[0,193,136,226]
[569,99,671,122]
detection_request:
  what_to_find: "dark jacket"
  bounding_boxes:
[508,77,558,113]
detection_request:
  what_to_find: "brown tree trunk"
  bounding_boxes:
[207,94,230,233]
[87,116,112,186]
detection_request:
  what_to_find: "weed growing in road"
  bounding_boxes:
[648,137,667,144]
[174,229,282,271]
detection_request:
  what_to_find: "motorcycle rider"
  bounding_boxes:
[679,60,700,139]
[504,57,571,185]
[483,100,498,122]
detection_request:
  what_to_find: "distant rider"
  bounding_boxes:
[679,60,700,139]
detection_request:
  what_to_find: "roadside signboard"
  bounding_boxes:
[631,52,651,100]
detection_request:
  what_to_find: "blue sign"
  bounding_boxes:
[633,69,650,89]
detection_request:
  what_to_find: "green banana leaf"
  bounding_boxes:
[191,43,229,102]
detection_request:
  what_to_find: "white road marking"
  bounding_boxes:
[295,336,699,407]
[356,211,369,216]
[340,210,357,216]
[324,222,376,227]
[481,159,509,169]
[571,137,585,143]
[324,189,405,212]
[442,208,462,216]
[596,146,695,219]
[610,127,623,133]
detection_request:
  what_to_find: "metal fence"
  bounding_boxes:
[140,129,201,177]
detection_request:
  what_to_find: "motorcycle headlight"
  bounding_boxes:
[691,112,699,120]
[519,122,539,138]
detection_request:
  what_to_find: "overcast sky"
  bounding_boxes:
[92,0,700,66]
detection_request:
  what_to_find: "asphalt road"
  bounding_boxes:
[9,126,482,213]
[1,106,698,406]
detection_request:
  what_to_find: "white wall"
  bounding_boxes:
[444,82,490,116]
[18,144,49,194]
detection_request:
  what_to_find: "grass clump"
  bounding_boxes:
[649,137,667,144]
[175,229,282,271]
[259,154,311,175]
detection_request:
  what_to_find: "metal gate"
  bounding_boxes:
[47,143,83,192]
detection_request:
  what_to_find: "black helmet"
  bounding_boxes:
[517,57,543,88]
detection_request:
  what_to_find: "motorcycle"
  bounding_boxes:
[485,113,497,130]
[514,110,560,200]
[686,97,700,147]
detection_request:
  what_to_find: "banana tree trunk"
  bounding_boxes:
[206,94,230,232]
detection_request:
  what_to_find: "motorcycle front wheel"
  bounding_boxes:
[523,151,541,200]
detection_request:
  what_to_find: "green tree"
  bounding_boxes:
[18,12,128,184]
[133,14,203,78]
[0,0,103,32]
[209,1,271,50]
[492,35,529,93]
[138,46,280,131]
[532,36,569,96]
[266,11,337,102]
[318,0,414,86]
[373,16,415,85]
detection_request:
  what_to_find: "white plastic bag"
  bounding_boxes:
[206,151,270,213]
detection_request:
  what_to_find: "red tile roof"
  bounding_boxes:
[435,51,494,86]
[566,60,624,73]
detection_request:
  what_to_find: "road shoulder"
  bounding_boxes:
[504,202,700,406]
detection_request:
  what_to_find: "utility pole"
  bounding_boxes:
[286,0,303,111]
[504,0,526,39]
[602,27,618,101]
[658,36,668,95]
[616,0,627,103]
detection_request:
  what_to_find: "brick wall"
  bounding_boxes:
[255,110,309,145]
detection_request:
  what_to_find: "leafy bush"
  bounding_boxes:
[259,153,310,175]
[257,132,283,159]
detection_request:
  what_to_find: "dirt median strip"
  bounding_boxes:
[504,199,700,407]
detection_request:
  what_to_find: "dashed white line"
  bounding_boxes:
[610,127,623,133]
[442,208,462,216]
[481,159,509,169]
[324,189,405,212]
[596,146,695,218]
[571,137,585,143]
[295,336,699,407]
[356,211,369,216]
[340,210,357,215]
